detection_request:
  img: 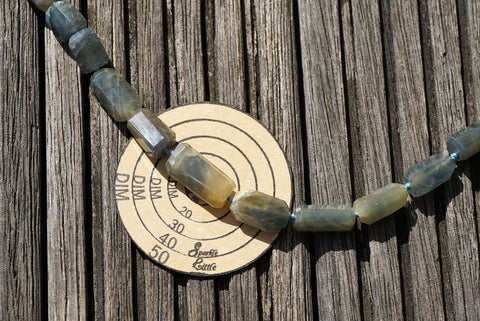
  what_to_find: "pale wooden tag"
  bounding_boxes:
[116,103,292,276]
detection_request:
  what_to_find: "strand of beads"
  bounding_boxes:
[34,0,480,233]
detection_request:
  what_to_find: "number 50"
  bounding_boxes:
[149,244,169,264]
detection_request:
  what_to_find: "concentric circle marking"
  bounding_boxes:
[115,103,292,276]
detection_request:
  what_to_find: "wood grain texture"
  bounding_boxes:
[297,0,360,319]
[10,0,480,320]
[206,0,247,110]
[458,0,480,255]
[252,1,313,320]
[381,0,445,320]
[127,1,175,320]
[457,0,480,122]
[341,0,403,319]
[205,1,259,320]
[45,0,86,319]
[419,0,480,319]
[166,1,216,320]
[87,1,134,320]
[0,1,42,320]
[166,0,205,105]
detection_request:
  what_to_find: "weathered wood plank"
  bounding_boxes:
[206,0,247,110]
[341,0,403,319]
[297,0,360,319]
[458,0,480,255]
[380,0,445,320]
[165,1,216,320]
[458,0,480,122]
[166,0,206,105]
[87,1,134,320]
[12,0,480,319]
[204,0,260,320]
[0,1,42,320]
[127,1,175,320]
[250,1,313,320]
[419,0,480,319]
[44,0,86,319]
[216,267,259,321]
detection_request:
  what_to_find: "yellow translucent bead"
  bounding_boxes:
[30,0,57,11]
[353,183,408,225]
[165,143,236,208]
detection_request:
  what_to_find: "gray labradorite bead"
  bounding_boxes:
[30,0,57,11]
[353,183,408,225]
[292,205,356,232]
[404,154,456,197]
[127,109,176,159]
[46,1,87,43]
[447,121,480,161]
[166,143,236,208]
[68,29,109,74]
[90,68,142,121]
[230,190,290,231]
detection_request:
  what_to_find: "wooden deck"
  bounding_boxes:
[2,0,480,320]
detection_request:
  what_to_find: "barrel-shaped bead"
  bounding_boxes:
[230,190,290,231]
[90,68,142,121]
[447,121,480,161]
[353,183,408,224]
[68,29,109,74]
[292,205,356,232]
[404,154,456,197]
[30,0,57,11]
[46,1,87,43]
[127,109,176,159]
[165,143,236,208]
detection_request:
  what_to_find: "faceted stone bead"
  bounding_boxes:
[90,68,142,121]
[447,121,480,161]
[46,1,87,43]
[165,143,236,208]
[404,154,456,197]
[353,183,408,225]
[127,109,176,159]
[68,29,109,74]
[230,190,290,231]
[292,205,356,232]
[30,0,57,11]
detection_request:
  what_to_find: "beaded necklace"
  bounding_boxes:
[31,0,480,270]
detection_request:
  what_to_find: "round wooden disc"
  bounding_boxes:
[115,103,292,276]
